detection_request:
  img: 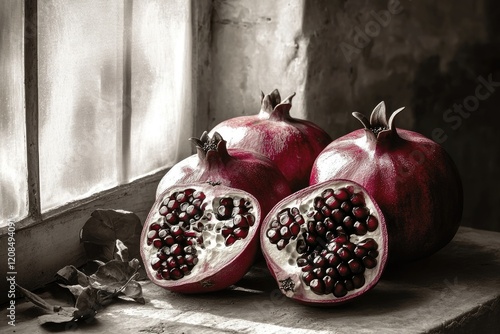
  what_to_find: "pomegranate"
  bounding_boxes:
[156,131,291,217]
[141,183,261,293]
[310,102,463,263]
[260,179,388,305]
[208,89,332,192]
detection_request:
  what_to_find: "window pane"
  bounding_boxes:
[38,0,124,212]
[128,0,193,180]
[0,1,27,226]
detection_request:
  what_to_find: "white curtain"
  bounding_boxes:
[38,0,193,212]
[0,1,27,225]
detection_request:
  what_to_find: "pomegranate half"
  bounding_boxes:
[310,102,463,263]
[209,89,332,192]
[260,179,388,305]
[141,183,261,293]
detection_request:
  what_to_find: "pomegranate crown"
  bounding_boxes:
[189,131,229,160]
[260,89,297,120]
[352,101,405,140]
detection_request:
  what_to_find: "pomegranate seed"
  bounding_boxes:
[290,207,300,216]
[307,221,316,233]
[313,211,324,222]
[170,268,184,280]
[321,205,332,217]
[344,278,354,291]
[316,222,327,236]
[170,225,183,237]
[327,242,341,253]
[159,206,169,216]
[186,204,199,217]
[343,216,355,230]
[310,279,325,295]
[225,235,237,246]
[233,215,248,228]
[302,272,315,285]
[294,214,305,225]
[301,264,314,272]
[323,275,334,294]
[350,192,365,206]
[184,254,198,266]
[353,221,367,235]
[321,188,334,199]
[167,199,179,210]
[368,250,379,258]
[233,227,248,239]
[279,213,293,227]
[158,248,170,260]
[221,227,233,238]
[348,258,364,274]
[166,256,177,269]
[158,229,168,239]
[184,230,197,238]
[354,246,367,258]
[340,201,352,213]
[164,235,175,246]
[176,256,186,265]
[338,248,352,261]
[170,244,182,256]
[176,192,189,203]
[296,257,308,267]
[149,222,162,230]
[313,255,326,268]
[217,205,232,219]
[312,267,326,279]
[289,222,300,237]
[352,274,365,289]
[325,252,341,266]
[178,212,189,222]
[352,206,369,220]
[314,197,325,209]
[359,238,378,251]
[334,235,348,244]
[325,266,339,279]
[153,238,163,248]
[332,209,345,223]
[337,263,351,277]
[305,233,316,246]
[276,238,289,250]
[191,198,203,208]
[233,198,245,207]
[344,242,356,252]
[296,239,307,253]
[362,256,377,269]
[333,281,347,298]
[151,257,162,270]
[325,196,340,209]
[245,213,255,226]
[184,246,196,254]
[232,206,244,216]
[334,188,350,201]
[147,230,158,240]
[161,269,170,279]
[266,228,280,243]
[165,212,178,224]
[270,220,280,228]
[179,264,190,274]
[366,215,379,232]
[193,190,205,200]
[280,226,292,239]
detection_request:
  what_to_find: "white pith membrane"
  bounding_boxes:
[142,184,259,288]
[261,180,387,303]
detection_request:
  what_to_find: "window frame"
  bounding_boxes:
[0,0,211,302]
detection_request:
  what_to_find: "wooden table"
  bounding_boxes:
[2,226,499,333]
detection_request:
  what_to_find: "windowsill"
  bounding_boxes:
[0,168,168,304]
[3,226,500,333]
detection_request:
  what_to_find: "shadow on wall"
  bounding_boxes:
[412,43,500,231]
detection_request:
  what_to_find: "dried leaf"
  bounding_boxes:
[58,284,86,300]
[55,265,90,286]
[15,284,61,313]
[80,209,142,262]
[38,307,78,325]
[73,287,114,320]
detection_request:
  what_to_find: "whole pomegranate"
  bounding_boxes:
[260,179,388,305]
[208,89,332,192]
[141,183,260,293]
[157,131,291,217]
[310,102,463,263]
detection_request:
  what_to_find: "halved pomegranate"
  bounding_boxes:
[260,179,387,305]
[141,183,261,293]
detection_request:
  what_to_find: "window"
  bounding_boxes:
[1,0,196,228]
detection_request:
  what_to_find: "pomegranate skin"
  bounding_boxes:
[310,102,463,263]
[157,132,292,218]
[209,89,332,192]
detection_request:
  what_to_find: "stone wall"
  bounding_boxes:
[205,0,500,232]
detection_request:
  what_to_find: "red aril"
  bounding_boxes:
[141,183,261,293]
[260,179,388,305]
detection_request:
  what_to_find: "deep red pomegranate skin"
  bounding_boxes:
[209,89,332,192]
[310,102,463,263]
[157,132,292,218]
[260,179,388,306]
[142,183,261,293]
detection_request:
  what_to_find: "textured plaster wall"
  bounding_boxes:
[206,0,500,232]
